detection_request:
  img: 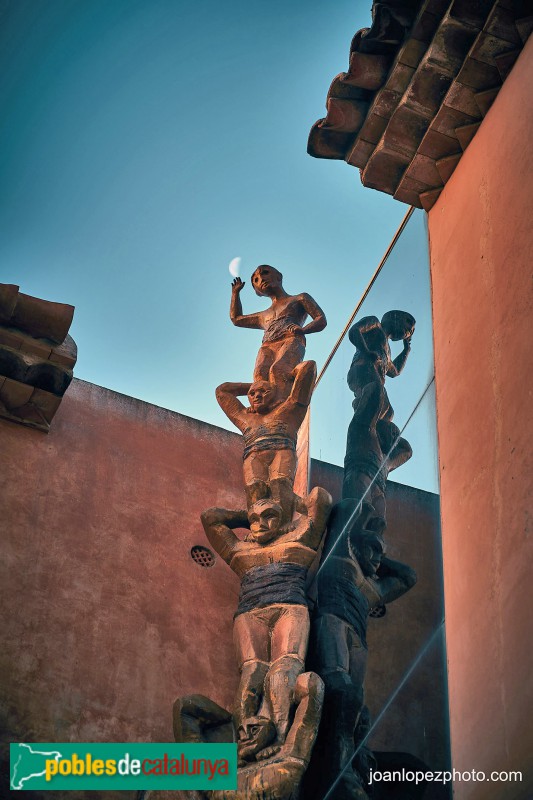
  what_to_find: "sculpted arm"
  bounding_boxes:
[276,360,317,432]
[215,382,251,430]
[288,360,317,407]
[374,556,417,604]
[229,278,265,330]
[299,293,327,335]
[295,487,333,550]
[200,508,248,566]
[387,335,412,377]
[348,316,381,354]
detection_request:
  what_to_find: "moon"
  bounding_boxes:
[229,257,241,277]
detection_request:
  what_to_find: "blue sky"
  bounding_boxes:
[0,0,438,492]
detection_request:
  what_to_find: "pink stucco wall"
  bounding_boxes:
[1,379,246,799]
[428,36,533,799]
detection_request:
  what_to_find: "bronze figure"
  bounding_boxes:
[201,486,332,766]
[216,360,316,523]
[175,259,421,798]
[343,311,414,529]
[229,265,326,397]
[303,310,418,798]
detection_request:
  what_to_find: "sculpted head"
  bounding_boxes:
[353,530,385,578]
[251,265,283,297]
[247,499,283,544]
[381,310,416,341]
[247,380,278,414]
[237,715,276,760]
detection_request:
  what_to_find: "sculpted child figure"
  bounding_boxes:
[201,487,332,766]
[230,265,326,396]
[346,310,415,435]
[216,360,316,523]
[343,310,415,528]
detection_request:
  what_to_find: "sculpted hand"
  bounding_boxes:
[287,323,304,335]
[403,333,412,350]
[232,278,245,293]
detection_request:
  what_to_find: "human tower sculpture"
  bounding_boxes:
[173,265,417,800]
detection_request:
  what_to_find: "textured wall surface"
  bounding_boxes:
[1,379,446,798]
[428,36,533,800]
[1,379,245,799]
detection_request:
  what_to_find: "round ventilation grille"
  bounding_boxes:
[190,545,216,568]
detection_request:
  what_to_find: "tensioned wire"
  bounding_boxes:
[314,205,415,389]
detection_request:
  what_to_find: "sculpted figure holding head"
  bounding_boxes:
[343,310,415,528]
[216,360,316,522]
[230,265,326,396]
[201,486,332,766]
[347,310,415,421]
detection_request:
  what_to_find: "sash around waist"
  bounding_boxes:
[243,434,295,459]
[242,423,296,459]
[315,566,370,647]
[262,317,306,344]
[236,562,308,617]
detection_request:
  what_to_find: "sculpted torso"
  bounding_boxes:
[351,324,391,380]
[239,399,306,443]
[229,536,318,578]
[257,295,315,337]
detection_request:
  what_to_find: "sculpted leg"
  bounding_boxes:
[325,498,375,554]
[233,611,272,761]
[261,655,305,757]
[268,450,297,524]
[235,660,269,731]
[253,343,275,383]
[245,480,271,510]
[210,672,326,800]
[305,614,369,800]
[268,337,306,394]
[281,671,324,763]
[369,485,387,531]
[262,605,310,749]
[377,419,412,472]
[341,468,373,507]
[268,477,296,526]
[243,452,272,511]
[310,614,366,772]
[343,383,385,507]
[352,705,377,787]
[352,380,385,427]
